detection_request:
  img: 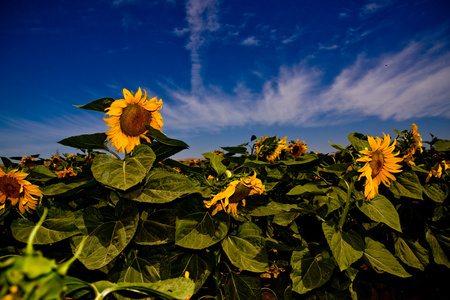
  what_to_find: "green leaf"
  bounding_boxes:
[125,167,196,203]
[91,277,195,300]
[280,153,318,165]
[389,170,423,200]
[202,152,227,176]
[329,142,346,151]
[423,182,449,203]
[322,220,364,271]
[394,236,429,271]
[290,245,335,294]
[134,209,176,245]
[58,133,109,152]
[434,139,450,152]
[150,142,186,161]
[224,272,260,300]
[247,201,312,217]
[175,211,229,250]
[30,165,57,179]
[145,126,189,148]
[425,229,450,268]
[273,212,301,226]
[287,183,330,196]
[74,97,115,112]
[363,237,411,277]
[71,200,139,270]
[170,250,214,295]
[91,144,155,190]
[347,132,369,152]
[40,178,95,196]
[11,205,80,244]
[221,146,248,154]
[242,158,272,168]
[357,195,402,232]
[221,222,269,272]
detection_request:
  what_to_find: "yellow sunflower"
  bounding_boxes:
[356,133,403,200]
[55,167,77,179]
[403,123,423,166]
[204,173,265,216]
[266,137,289,163]
[254,136,268,155]
[0,169,42,214]
[289,139,307,158]
[425,160,450,183]
[104,88,163,153]
[50,154,63,168]
[20,156,36,168]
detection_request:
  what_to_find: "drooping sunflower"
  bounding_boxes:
[402,123,423,166]
[204,173,265,217]
[356,133,403,200]
[104,88,163,153]
[425,160,450,183]
[289,139,307,158]
[0,169,42,214]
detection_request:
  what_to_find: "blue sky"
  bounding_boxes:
[1,0,449,160]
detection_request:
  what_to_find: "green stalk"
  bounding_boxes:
[25,207,48,255]
[338,179,355,230]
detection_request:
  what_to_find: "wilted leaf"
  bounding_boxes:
[221,222,269,272]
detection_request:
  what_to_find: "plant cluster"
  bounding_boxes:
[1,88,449,300]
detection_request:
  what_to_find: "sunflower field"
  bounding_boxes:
[1,89,450,300]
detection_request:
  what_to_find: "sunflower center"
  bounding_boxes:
[228,182,253,203]
[120,104,152,137]
[370,150,384,178]
[0,177,21,199]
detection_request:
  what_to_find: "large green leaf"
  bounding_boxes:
[145,126,189,148]
[169,250,214,295]
[423,182,449,203]
[322,220,364,271]
[363,237,411,277]
[434,139,450,152]
[74,97,115,112]
[347,132,369,152]
[394,236,429,271]
[58,133,109,152]
[290,245,335,294]
[224,272,260,300]
[280,153,318,165]
[125,167,196,203]
[221,222,269,272]
[91,277,195,300]
[175,211,229,249]
[287,183,331,196]
[202,152,227,176]
[389,170,423,200]
[71,200,139,270]
[91,144,155,190]
[356,195,402,232]
[221,145,248,155]
[426,229,450,268]
[134,209,176,245]
[40,178,95,196]
[11,204,80,244]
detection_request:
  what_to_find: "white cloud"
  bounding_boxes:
[162,35,450,130]
[242,36,259,46]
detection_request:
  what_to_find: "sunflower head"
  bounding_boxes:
[104,88,163,153]
[289,139,307,158]
[20,156,36,168]
[0,169,42,214]
[204,173,265,216]
[402,123,423,165]
[51,155,63,168]
[356,133,402,200]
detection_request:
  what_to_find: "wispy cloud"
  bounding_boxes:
[163,33,450,130]
[359,0,396,17]
[242,36,259,46]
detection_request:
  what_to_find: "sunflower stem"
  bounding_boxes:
[26,207,48,255]
[338,179,355,230]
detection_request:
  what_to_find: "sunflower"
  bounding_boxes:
[204,173,265,216]
[0,169,42,214]
[20,156,35,168]
[266,137,289,163]
[50,154,63,168]
[402,123,423,166]
[104,88,163,153]
[356,133,403,200]
[425,160,450,183]
[289,139,307,158]
[55,167,77,179]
